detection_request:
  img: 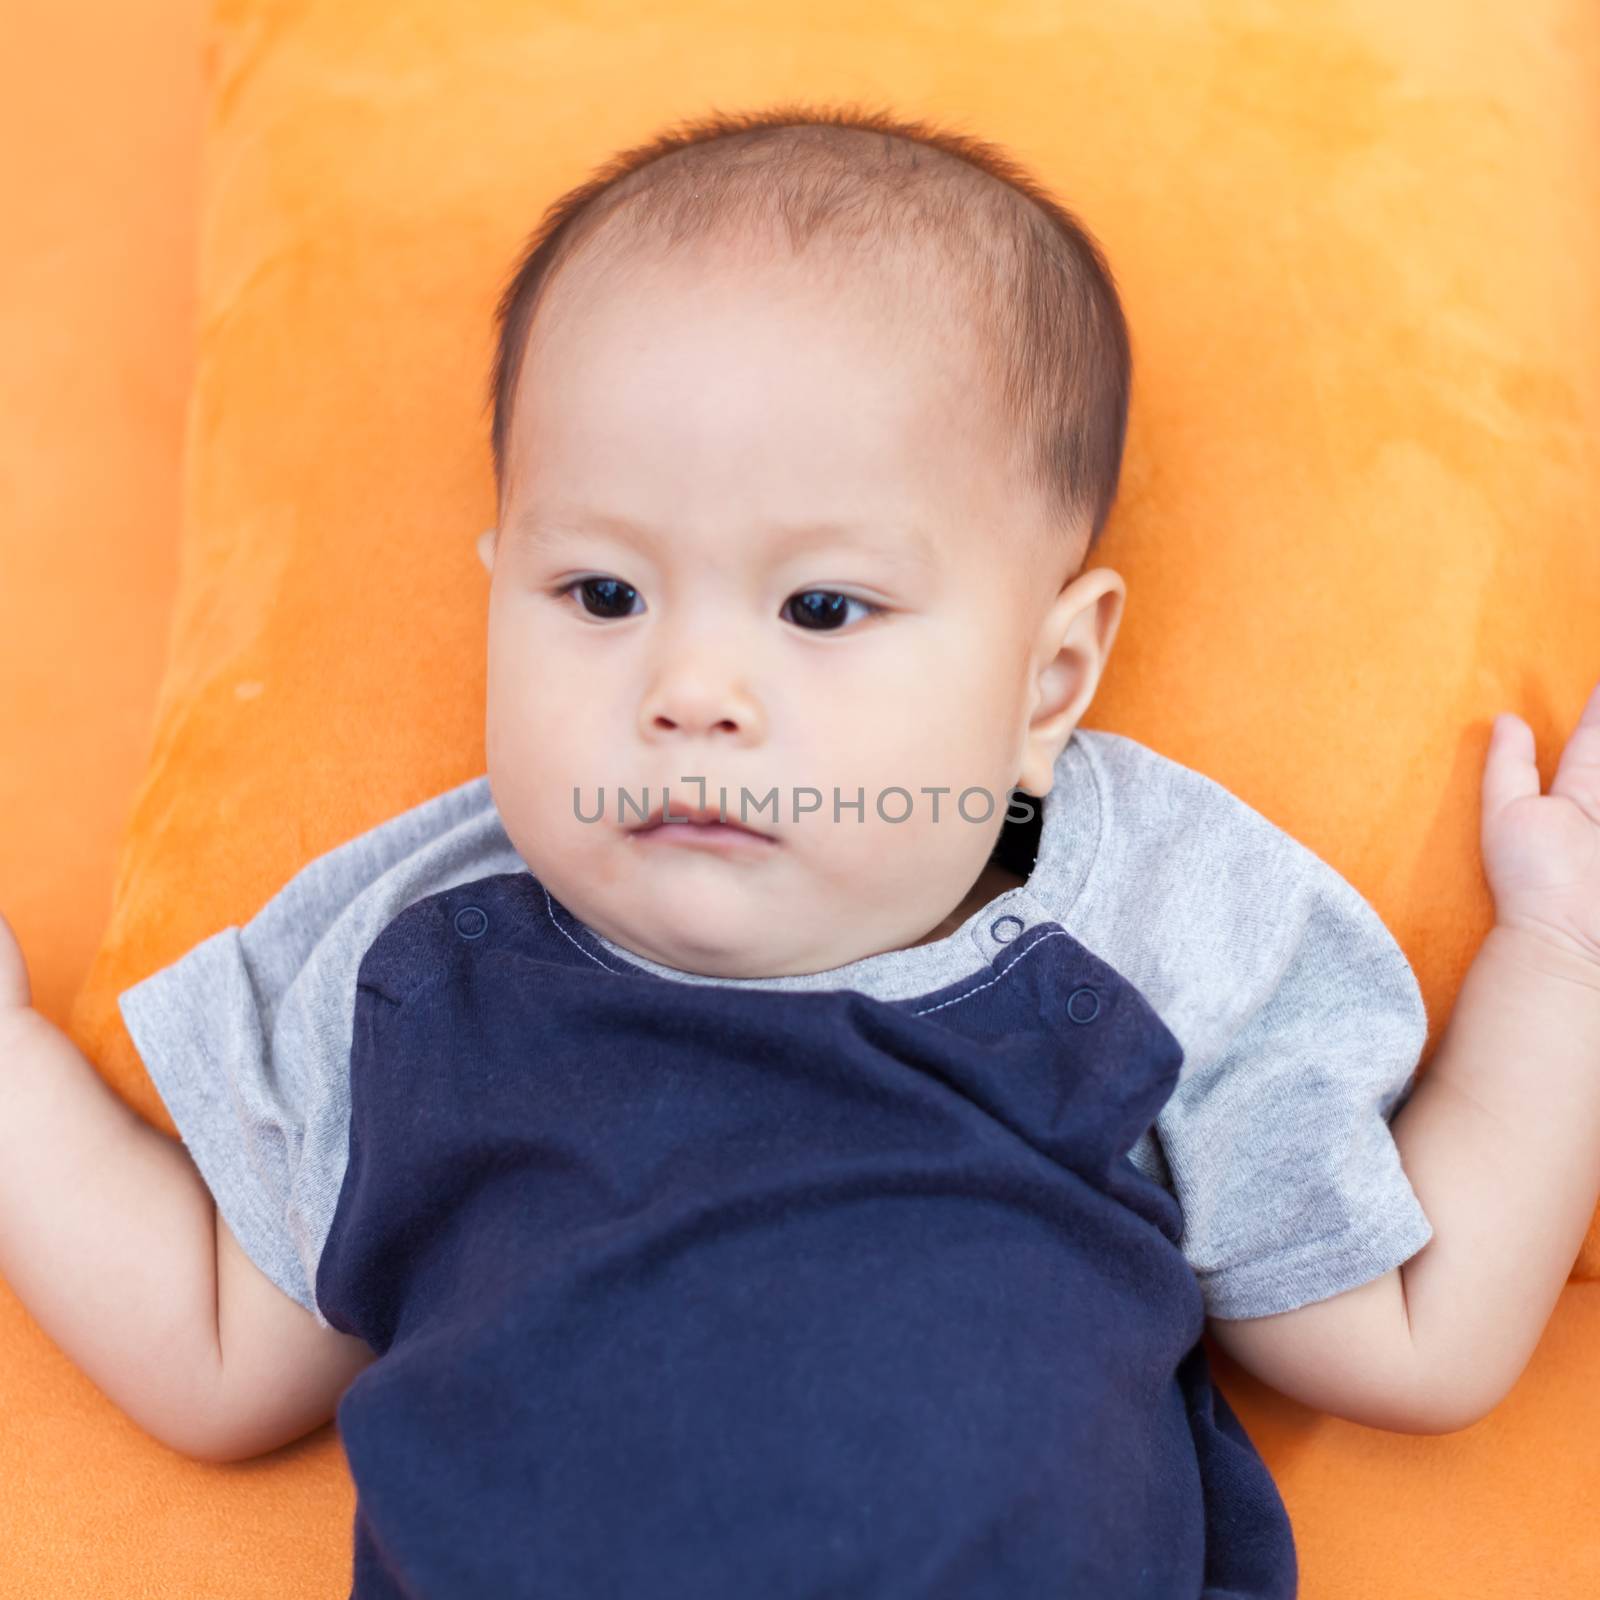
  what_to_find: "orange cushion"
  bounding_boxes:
[0,3,364,1594]
[62,1,1600,1593]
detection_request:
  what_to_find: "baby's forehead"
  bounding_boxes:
[510,234,1055,559]
[525,259,1004,476]
[538,222,978,361]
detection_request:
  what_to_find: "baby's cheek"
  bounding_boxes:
[845,808,955,901]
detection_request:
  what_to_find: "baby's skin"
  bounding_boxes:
[1,240,1598,1461]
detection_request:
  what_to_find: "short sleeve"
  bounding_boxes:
[1152,870,1436,1322]
[116,773,521,1329]
[1065,731,1440,1325]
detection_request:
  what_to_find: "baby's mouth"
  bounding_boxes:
[628,799,778,847]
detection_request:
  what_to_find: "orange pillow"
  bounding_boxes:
[75,0,1600,1300]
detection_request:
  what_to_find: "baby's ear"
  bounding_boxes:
[476,527,497,573]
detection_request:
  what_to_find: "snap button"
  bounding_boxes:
[990,914,1025,944]
[454,905,489,940]
[1066,985,1101,1024]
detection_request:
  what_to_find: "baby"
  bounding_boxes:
[4,106,1600,1599]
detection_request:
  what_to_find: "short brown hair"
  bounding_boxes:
[486,101,1132,563]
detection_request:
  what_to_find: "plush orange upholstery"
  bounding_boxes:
[5,0,1599,1592]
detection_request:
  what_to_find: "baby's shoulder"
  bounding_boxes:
[1066,728,1384,939]
[356,869,536,1007]
[1071,728,1334,875]
[1057,729,1421,1062]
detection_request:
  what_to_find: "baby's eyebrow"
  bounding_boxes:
[509,508,940,571]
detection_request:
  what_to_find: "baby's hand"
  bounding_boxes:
[1480,675,1600,969]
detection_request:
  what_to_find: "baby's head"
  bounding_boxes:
[475,105,1131,979]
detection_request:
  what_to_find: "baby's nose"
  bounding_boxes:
[638,666,764,743]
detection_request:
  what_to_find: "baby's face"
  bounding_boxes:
[479,244,1121,978]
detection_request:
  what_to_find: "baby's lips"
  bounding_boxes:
[631,793,775,838]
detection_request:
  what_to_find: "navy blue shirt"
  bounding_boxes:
[121,732,1439,1593]
[316,867,1298,1598]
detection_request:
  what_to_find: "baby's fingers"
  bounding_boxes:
[1549,676,1600,826]
[1482,711,1540,829]
[0,907,32,1013]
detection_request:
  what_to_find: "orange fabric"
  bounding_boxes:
[3,0,1597,1591]
[1,1,359,1593]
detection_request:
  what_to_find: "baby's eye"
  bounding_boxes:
[554,579,882,631]
[560,577,642,620]
[783,590,885,633]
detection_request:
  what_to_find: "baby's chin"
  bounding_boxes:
[596,897,877,981]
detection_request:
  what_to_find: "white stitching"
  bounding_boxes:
[540,884,634,974]
[911,927,1074,1016]
[540,882,1074,1012]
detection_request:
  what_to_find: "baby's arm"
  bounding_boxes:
[0,912,375,1462]
[1210,681,1600,1433]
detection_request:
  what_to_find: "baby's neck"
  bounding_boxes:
[908,859,1028,950]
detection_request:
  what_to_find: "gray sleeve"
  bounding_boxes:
[1073,731,1436,1322]
[116,774,522,1329]
[1149,874,1435,1321]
